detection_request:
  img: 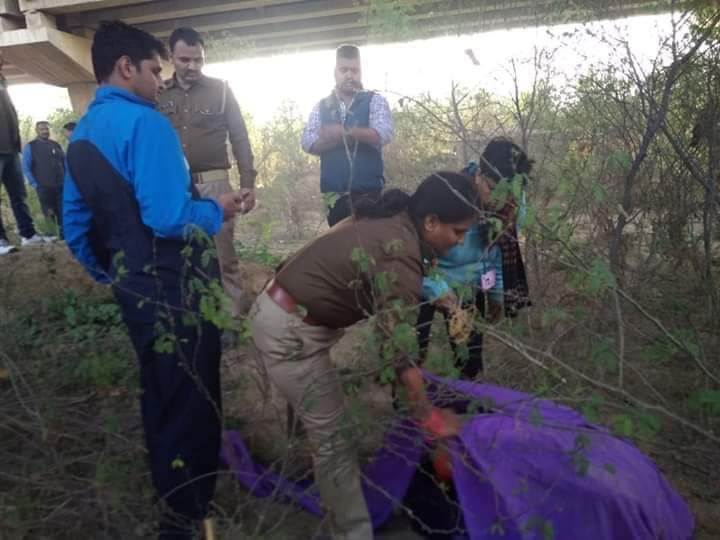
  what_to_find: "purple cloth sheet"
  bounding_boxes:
[221,376,694,539]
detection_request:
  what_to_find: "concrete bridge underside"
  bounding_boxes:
[0,0,676,113]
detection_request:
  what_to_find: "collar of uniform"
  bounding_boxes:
[165,73,213,91]
[325,87,370,106]
[397,210,438,271]
[94,85,156,109]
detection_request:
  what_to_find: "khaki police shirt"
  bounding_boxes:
[276,211,433,370]
[158,74,256,188]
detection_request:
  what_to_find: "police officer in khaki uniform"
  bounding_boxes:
[158,27,256,317]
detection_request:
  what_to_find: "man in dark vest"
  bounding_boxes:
[22,120,65,237]
[301,44,395,226]
[0,50,44,255]
[63,21,243,539]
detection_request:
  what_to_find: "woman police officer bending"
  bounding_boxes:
[250,171,478,540]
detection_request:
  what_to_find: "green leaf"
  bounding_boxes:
[636,411,661,438]
[383,238,406,256]
[573,453,590,476]
[490,179,511,207]
[641,338,676,363]
[591,181,608,202]
[591,337,617,372]
[608,150,632,172]
[603,463,617,475]
[374,271,396,296]
[529,405,544,427]
[323,192,341,210]
[541,307,568,328]
[487,217,504,241]
[611,414,634,437]
[581,394,604,423]
[379,364,396,384]
[521,205,537,228]
[687,389,720,416]
[587,258,615,295]
[425,349,458,378]
[670,329,701,358]
[153,333,175,354]
[524,516,555,540]
[390,322,418,355]
[351,247,374,273]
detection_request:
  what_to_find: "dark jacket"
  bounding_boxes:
[319,91,384,194]
[23,138,65,188]
[0,75,21,154]
[67,138,219,324]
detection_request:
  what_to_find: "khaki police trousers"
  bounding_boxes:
[194,170,247,317]
[250,291,373,540]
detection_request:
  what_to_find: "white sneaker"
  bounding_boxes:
[21,234,51,246]
[0,239,18,255]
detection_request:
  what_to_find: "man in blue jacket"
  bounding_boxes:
[63,21,242,538]
[22,120,65,237]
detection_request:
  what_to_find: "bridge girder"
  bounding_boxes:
[0,0,677,113]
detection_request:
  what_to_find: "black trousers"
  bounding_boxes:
[37,184,63,236]
[326,189,382,227]
[0,152,36,240]
[124,310,222,538]
[416,290,486,380]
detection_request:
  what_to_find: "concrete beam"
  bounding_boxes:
[0,26,93,86]
[25,9,57,28]
[67,80,95,113]
[195,0,674,60]
[3,0,678,85]
[68,0,297,26]
[0,16,23,30]
[1,62,38,84]
[0,0,24,30]
[0,0,21,16]
[141,0,362,37]
[18,0,150,15]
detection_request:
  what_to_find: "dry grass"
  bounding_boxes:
[1,242,718,539]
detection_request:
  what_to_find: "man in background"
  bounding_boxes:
[301,44,394,226]
[0,50,44,255]
[158,26,257,317]
[23,120,64,237]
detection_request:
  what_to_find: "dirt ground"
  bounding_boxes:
[1,242,718,539]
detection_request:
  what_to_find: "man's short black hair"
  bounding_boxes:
[63,121,77,131]
[91,20,168,84]
[336,44,360,61]
[35,120,49,127]
[169,27,205,52]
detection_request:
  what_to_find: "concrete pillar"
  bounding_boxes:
[24,9,56,29]
[0,0,23,30]
[67,81,96,115]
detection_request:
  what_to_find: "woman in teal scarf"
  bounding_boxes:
[416,138,533,379]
